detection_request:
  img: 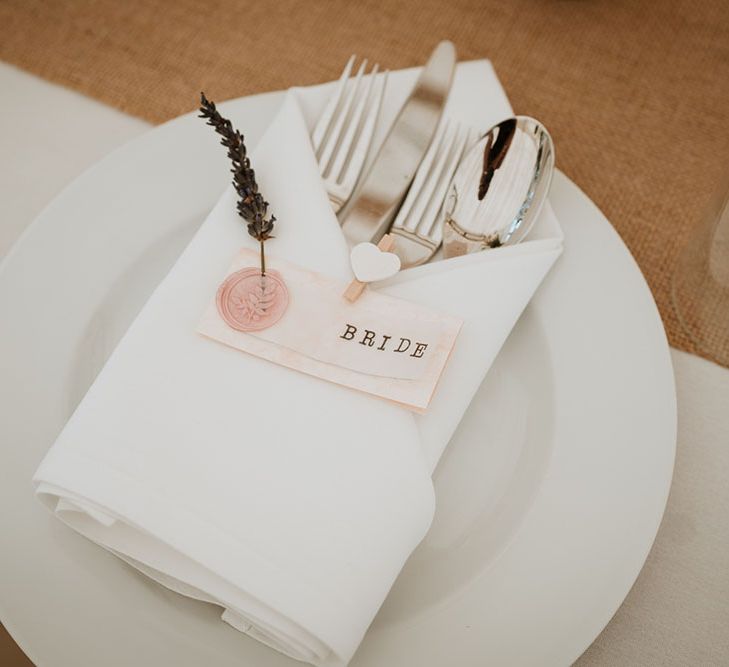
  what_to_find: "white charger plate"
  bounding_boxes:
[0,89,676,666]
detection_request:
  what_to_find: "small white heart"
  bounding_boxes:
[350,242,401,283]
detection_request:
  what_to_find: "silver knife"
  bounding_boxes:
[340,41,456,246]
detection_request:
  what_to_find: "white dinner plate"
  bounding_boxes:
[0,88,676,666]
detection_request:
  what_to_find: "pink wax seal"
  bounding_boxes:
[216,268,289,332]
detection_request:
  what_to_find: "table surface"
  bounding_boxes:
[1,61,728,666]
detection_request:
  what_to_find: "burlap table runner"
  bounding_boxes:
[1,0,728,363]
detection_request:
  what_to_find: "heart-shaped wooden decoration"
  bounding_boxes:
[350,242,401,283]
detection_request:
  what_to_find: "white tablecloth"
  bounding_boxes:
[1,61,727,665]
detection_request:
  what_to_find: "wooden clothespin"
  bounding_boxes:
[343,234,399,302]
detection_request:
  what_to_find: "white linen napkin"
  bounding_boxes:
[33,61,563,666]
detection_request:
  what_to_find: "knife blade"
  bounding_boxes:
[339,41,456,246]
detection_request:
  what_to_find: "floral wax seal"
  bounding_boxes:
[216,268,288,332]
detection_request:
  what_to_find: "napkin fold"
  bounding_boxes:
[33,61,562,666]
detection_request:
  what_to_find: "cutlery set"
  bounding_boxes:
[313,41,555,268]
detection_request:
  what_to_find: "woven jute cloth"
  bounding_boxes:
[1,0,728,363]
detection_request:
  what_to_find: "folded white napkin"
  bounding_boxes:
[34,61,562,666]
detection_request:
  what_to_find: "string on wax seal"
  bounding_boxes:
[199,93,288,332]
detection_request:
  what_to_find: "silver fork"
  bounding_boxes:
[389,121,472,267]
[311,56,387,213]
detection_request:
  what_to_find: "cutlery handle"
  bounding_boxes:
[342,192,402,246]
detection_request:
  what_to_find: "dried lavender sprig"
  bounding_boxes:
[199,92,275,273]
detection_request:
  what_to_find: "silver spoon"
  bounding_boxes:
[442,116,554,258]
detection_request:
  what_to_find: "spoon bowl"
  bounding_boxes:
[443,116,554,257]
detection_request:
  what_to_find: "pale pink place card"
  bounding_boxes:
[198,249,463,412]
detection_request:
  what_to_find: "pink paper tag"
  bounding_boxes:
[198,249,462,412]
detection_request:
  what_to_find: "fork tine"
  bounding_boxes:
[329,63,380,184]
[387,123,471,268]
[419,125,470,239]
[313,56,387,213]
[311,55,355,155]
[404,122,457,235]
[396,121,451,233]
[337,69,387,196]
[318,59,367,177]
